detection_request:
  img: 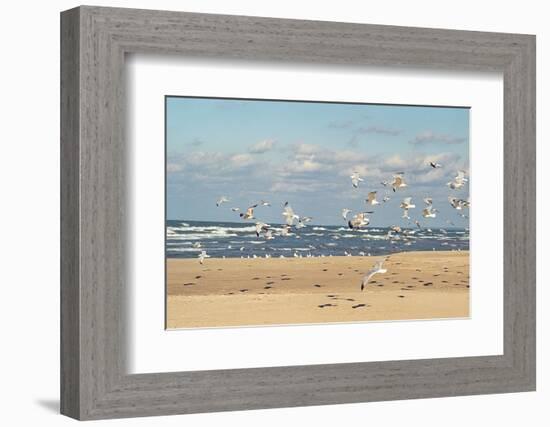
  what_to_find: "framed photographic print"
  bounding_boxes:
[61,5,536,420]
[164,96,472,329]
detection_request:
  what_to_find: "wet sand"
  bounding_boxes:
[166,251,469,329]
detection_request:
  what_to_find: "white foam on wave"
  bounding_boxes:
[167,225,256,234]
[166,233,239,241]
[360,234,387,240]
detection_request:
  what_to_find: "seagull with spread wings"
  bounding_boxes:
[350,171,364,188]
[447,170,468,190]
[366,191,380,206]
[239,204,258,220]
[282,202,300,226]
[216,196,230,207]
[360,259,388,291]
[391,173,407,192]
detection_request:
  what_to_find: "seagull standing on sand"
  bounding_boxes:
[350,171,364,188]
[239,204,258,220]
[366,191,380,206]
[216,196,230,207]
[361,260,388,291]
[391,173,407,192]
[198,250,210,264]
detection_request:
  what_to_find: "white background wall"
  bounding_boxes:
[0,0,546,425]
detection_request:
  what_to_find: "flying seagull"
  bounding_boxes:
[366,191,380,206]
[239,204,258,220]
[400,197,416,210]
[390,225,402,233]
[447,170,468,190]
[296,216,313,229]
[216,196,230,207]
[360,260,388,291]
[341,208,352,221]
[280,224,292,237]
[231,207,240,212]
[448,196,470,210]
[391,173,407,192]
[255,222,270,237]
[400,197,415,220]
[350,171,364,188]
[198,250,210,264]
[429,161,442,168]
[282,202,300,226]
[422,206,438,218]
[382,195,391,203]
[348,212,372,230]
[259,200,271,206]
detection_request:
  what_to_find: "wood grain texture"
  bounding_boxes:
[60,5,536,420]
[60,7,80,419]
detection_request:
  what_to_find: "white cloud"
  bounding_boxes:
[248,139,277,154]
[229,153,256,168]
[283,159,324,174]
[292,143,320,156]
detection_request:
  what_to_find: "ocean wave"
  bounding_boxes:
[167,225,257,234]
[167,233,238,241]
[360,234,388,240]
[166,247,205,253]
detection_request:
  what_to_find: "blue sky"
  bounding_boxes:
[166,96,470,227]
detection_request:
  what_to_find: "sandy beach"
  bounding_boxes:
[166,250,469,329]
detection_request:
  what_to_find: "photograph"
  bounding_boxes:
[165,97,471,329]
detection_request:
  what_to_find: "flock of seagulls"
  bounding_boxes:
[201,162,469,291]
[342,166,469,233]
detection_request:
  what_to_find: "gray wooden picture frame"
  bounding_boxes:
[60,5,536,420]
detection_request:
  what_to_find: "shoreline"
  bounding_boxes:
[167,250,470,329]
